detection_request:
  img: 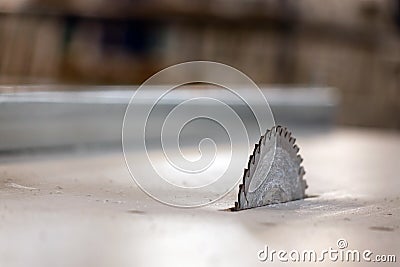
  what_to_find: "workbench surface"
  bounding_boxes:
[1,128,399,266]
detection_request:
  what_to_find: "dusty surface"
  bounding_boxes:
[0,128,399,266]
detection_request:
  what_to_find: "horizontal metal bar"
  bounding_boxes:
[0,86,338,151]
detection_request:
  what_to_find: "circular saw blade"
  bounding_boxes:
[235,125,307,210]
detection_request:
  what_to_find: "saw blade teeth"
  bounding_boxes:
[271,126,277,134]
[280,127,286,136]
[235,125,307,211]
[267,129,272,139]
[241,169,247,188]
[253,144,259,156]
[297,155,303,164]
[243,168,249,179]
[258,137,263,151]
[248,155,255,166]
[299,166,306,176]
[293,144,300,153]
[247,155,253,168]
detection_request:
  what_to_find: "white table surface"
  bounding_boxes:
[0,127,399,267]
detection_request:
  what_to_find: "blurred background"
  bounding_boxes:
[0,0,399,129]
[1,3,400,267]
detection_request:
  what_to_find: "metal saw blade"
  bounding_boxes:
[235,125,307,210]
